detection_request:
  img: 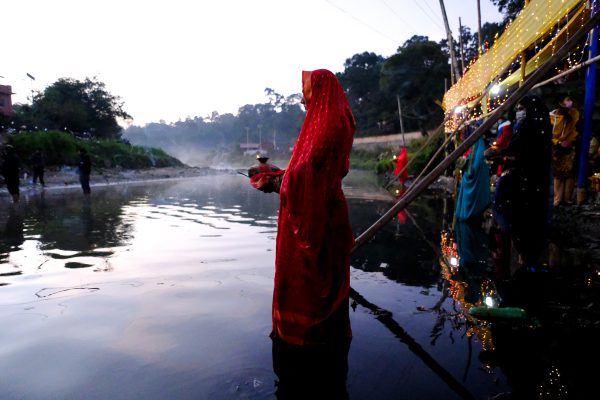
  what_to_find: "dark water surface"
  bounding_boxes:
[1,172,597,399]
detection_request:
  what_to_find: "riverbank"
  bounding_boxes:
[3,165,213,191]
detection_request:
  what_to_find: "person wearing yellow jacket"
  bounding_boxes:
[550,95,580,206]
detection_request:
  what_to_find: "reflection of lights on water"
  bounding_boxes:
[538,366,567,398]
[484,296,495,307]
[450,257,458,266]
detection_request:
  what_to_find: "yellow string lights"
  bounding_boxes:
[443,0,591,132]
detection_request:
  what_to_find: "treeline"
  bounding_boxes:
[123,90,307,166]
[123,23,505,163]
[2,1,517,168]
[8,131,182,169]
[3,77,130,140]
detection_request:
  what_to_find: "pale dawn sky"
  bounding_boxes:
[2,0,502,126]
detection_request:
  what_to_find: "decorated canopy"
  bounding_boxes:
[443,0,588,122]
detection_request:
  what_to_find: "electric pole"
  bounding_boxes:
[438,0,461,84]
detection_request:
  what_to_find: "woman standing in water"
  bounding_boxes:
[252,69,355,346]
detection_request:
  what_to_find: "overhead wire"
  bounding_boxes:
[423,0,445,29]
[411,0,445,32]
[378,0,420,34]
[323,0,401,44]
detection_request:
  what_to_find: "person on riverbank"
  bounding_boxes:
[251,69,355,346]
[550,95,579,206]
[30,148,45,187]
[78,147,91,195]
[1,145,21,203]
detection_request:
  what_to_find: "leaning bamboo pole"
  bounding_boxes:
[351,9,600,252]
[532,54,600,89]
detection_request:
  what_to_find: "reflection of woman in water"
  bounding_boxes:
[252,69,355,346]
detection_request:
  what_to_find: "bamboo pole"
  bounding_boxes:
[459,17,465,74]
[384,123,445,190]
[439,0,461,83]
[397,95,405,143]
[519,0,531,86]
[351,10,600,252]
[532,54,600,89]
[477,0,482,54]
[349,287,476,400]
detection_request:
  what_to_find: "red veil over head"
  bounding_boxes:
[273,69,356,345]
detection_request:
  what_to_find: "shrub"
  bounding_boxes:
[8,130,183,169]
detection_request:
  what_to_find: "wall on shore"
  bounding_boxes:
[352,131,427,150]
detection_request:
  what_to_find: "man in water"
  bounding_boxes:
[78,147,91,195]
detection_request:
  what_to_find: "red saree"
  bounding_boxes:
[272,69,356,345]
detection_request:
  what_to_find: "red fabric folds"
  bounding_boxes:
[250,170,284,192]
[273,69,356,345]
[394,147,409,184]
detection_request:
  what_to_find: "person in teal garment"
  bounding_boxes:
[455,135,491,221]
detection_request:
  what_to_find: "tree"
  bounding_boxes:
[336,52,385,136]
[492,0,525,23]
[24,77,131,139]
[380,36,449,132]
[480,21,505,51]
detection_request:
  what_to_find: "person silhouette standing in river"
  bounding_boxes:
[31,148,45,187]
[78,147,91,195]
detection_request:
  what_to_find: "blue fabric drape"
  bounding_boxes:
[455,137,491,221]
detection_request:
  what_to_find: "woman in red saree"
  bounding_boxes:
[252,69,356,346]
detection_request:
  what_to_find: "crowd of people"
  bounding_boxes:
[453,92,600,271]
[0,145,92,202]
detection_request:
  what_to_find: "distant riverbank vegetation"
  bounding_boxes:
[120,24,505,167]
[350,133,445,178]
[8,131,182,169]
[2,2,517,170]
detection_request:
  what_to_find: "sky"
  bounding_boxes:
[2,0,502,126]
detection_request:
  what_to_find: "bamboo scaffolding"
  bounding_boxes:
[351,10,600,252]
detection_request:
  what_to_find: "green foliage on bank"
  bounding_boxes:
[7,131,183,169]
[406,133,445,175]
[349,132,445,176]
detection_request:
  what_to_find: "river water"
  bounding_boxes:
[0,171,597,399]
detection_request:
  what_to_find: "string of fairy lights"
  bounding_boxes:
[444,0,597,132]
